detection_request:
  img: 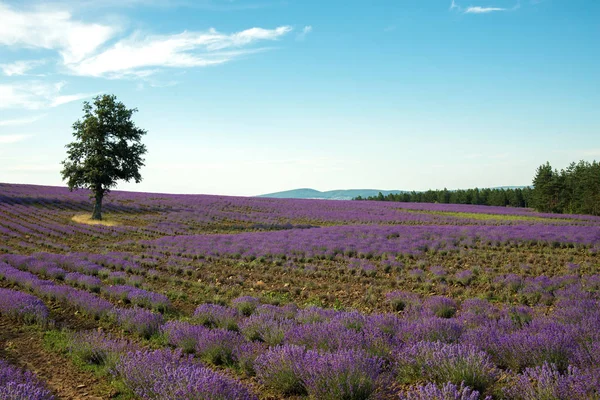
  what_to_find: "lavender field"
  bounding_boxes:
[1,182,599,399]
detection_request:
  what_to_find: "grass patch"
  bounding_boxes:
[400,209,576,223]
[72,214,121,226]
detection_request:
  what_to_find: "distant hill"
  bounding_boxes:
[258,186,529,200]
[257,188,406,200]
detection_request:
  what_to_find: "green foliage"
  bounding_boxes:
[357,187,533,208]
[61,94,147,220]
[531,160,600,215]
[356,159,600,216]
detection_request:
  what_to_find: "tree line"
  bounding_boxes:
[532,161,600,215]
[355,187,533,208]
[356,160,600,216]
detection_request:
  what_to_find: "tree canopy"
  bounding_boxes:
[355,160,600,216]
[61,94,147,220]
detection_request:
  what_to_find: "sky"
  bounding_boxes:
[0,0,599,196]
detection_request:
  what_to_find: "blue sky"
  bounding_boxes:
[0,0,598,195]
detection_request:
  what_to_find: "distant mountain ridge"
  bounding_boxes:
[257,188,406,200]
[258,187,528,200]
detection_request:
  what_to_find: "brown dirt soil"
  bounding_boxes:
[0,318,116,400]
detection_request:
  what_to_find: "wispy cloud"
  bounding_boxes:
[0,60,46,76]
[0,81,97,110]
[0,134,32,144]
[66,26,292,78]
[0,115,46,126]
[0,2,117,64]
[296,25,313,41]
[464,6,507,13]
[0,2,294,79]
[451,1,520,14]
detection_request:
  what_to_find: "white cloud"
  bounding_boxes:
[0,115,45,126]
[0,134,32,144]
[296,25,313,40]
[0,59,46,76]
[450,0,459,10]
[0,81,96,109]
[464,6,506,13]
[51,92,100,107]
[0,2,295,80]
[0,2,117,64]
[66,26,292,77]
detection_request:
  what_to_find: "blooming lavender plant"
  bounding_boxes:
[112,307,163,339]
[385,290,421,312]
[232,296,260,316]
[503,363,598,400]
[254,344,307,395]
[114,348,257,400]
[0,359,55,400]
[67,330,134,369]
[239,313,295,346]
[300,349,384,400]
[425,296,459,318]
[394,341,498,393]
[193,303,241,331]
[0,288,49,325]
[162,321,245,365]
[400,382,491,400]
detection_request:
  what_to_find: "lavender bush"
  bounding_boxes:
[114,348,256,400]
[0,359,55,400]
[0,288,49,325]
[395,341,498,393]
[400,382,491,400]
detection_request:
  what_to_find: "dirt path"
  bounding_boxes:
[0,318,115,399]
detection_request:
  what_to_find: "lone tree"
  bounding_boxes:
[61,94,147,220]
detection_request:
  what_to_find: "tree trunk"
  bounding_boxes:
[91,191,103,220]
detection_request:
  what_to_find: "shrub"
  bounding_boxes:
[301,349,383,400]
[400,382,491,400]
[503,363,598,400]
[114,348,256,400]
[254,344,307,395]
[0,359,55,400]
[395,341,498,393]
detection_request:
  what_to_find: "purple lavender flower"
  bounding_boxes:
[112,307,163,339]
[385,291,421,312]
[193,303,240,331]
[424,296,458,318]
[400,382,491,400]
[0,359,55,400]
[232,296,260,316]
[394,341,498,393]
[232,341,267,376]
[114,348,256,400]
[300,349,384,400]
[0,288,49,325]
[285,321,364,352]
[454,270,474,286]
[254,344,307,395]
[503,363,598,400]
[162,321,245,365]
[68,330,134,369]
[239,313,295,346]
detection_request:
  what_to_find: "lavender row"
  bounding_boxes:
[0,262,163,338]
[0,359,54,400]
[63,330,257,400]
[141,223,600,261]
[0,254,169,312]
[53,284,600,398]
[0,288,49,325]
